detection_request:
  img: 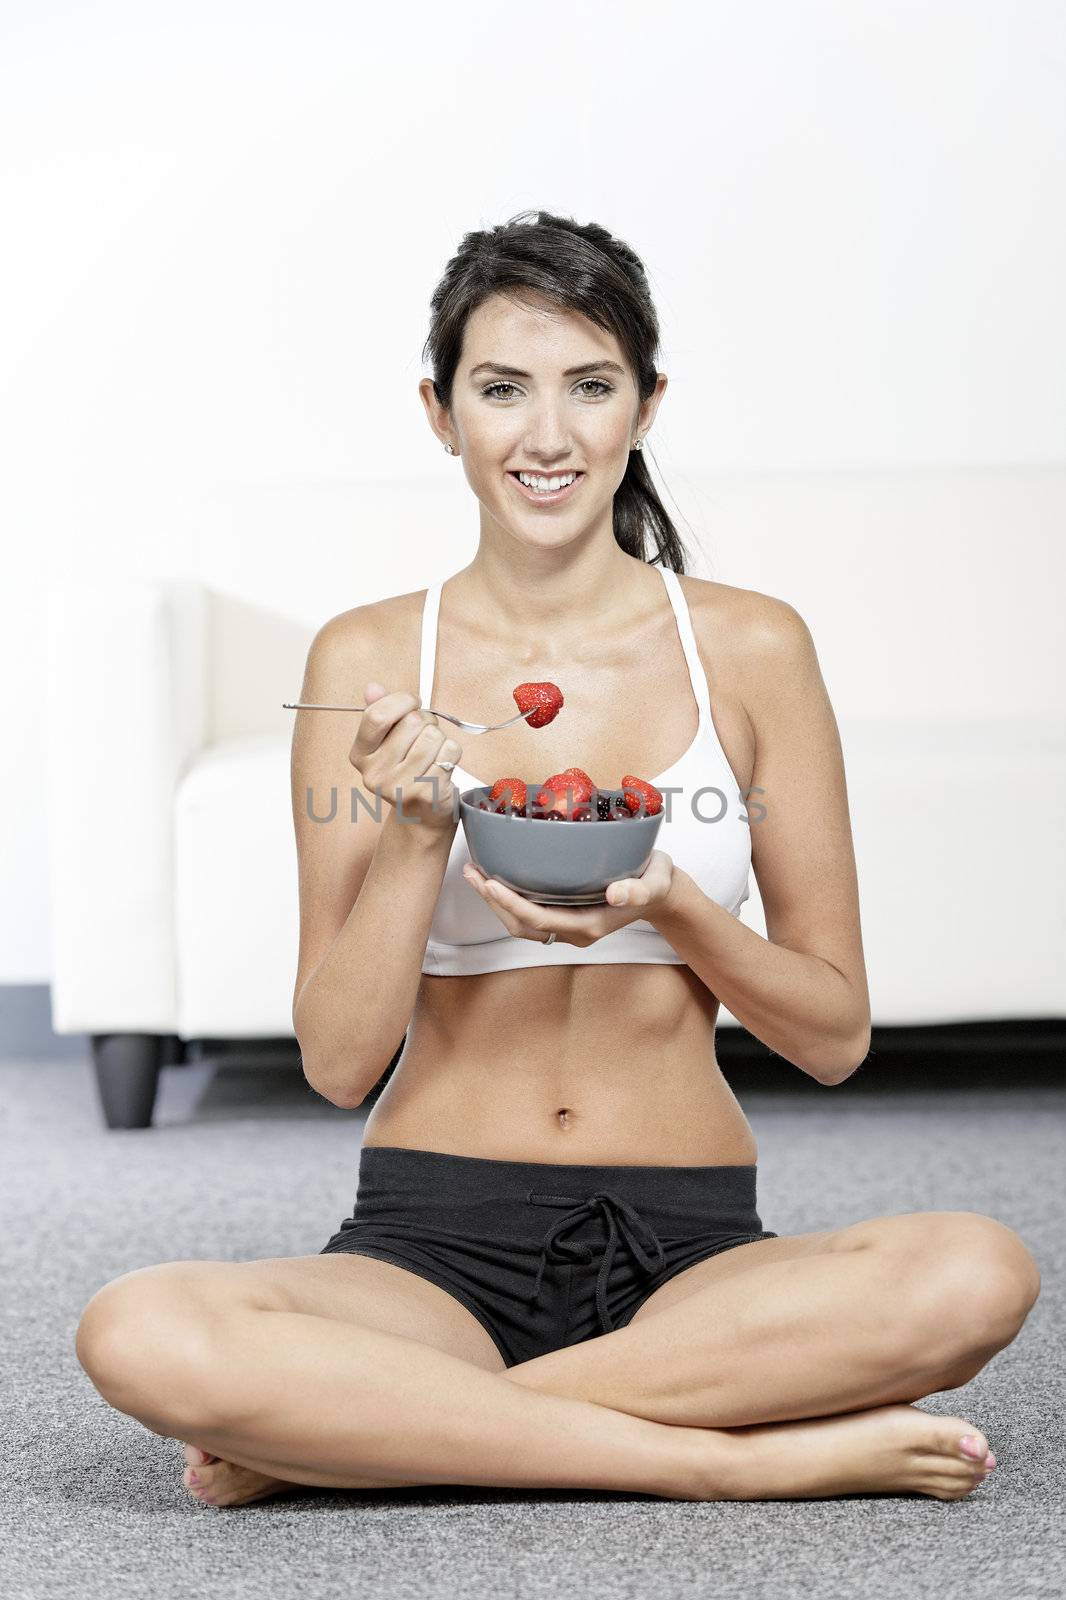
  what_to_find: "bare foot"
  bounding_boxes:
[181,1442,300,1508]
[702,1403,998,1502]
[179,1441,419,1505]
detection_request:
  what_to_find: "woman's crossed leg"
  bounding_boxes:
[74,1209,1038,1507]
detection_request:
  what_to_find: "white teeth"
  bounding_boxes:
[517,472,577,493]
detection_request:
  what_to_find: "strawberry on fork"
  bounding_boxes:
[513,682,564,729]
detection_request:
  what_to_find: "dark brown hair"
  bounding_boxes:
[422,209,694,573]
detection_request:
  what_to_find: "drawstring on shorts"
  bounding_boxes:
[526,1188,667,1335]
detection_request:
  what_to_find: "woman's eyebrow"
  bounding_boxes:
[468,360,626,379]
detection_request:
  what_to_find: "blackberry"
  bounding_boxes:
[596,789,629,821]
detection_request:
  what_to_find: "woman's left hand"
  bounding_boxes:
[462,849,676,947]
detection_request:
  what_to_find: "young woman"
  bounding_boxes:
[76,211,1039,1508]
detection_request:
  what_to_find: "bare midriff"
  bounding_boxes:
[361,562,759,1168]
[362,962,760,1165]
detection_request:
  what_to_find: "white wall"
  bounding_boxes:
[3,1,1065,982]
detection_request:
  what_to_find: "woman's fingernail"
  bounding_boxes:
[188,1472,200,1485]
[960,1436,984,1459]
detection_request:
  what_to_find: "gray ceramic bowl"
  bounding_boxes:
[459,783,664,905]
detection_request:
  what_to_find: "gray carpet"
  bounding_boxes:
[2,1058,1063,1600]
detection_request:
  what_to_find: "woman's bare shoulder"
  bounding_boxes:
[678,573,806,676]
[304,588,427,689]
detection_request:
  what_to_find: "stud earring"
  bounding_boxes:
[633,437,644,451]
[444,443,456,455]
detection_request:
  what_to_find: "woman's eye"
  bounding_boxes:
[481,379,614,400]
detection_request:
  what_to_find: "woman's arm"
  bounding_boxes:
[295,813,454,1107]
[651,595,872,1085]
[650,874,868,1084]
[290,606,457,1107]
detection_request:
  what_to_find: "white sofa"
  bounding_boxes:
[45,579,1066,1128]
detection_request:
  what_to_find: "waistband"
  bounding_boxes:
[354,1143,760,1210]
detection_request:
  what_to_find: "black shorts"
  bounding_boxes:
[320,1145,779,1368]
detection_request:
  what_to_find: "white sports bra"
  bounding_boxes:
[419,564,752,976]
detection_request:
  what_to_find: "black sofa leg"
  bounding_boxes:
[91,1033,166,1129]
[159,1034,186,1068]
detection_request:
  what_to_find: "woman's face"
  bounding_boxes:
[422,291,666,543]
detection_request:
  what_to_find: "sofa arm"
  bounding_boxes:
[44,580,209,1036]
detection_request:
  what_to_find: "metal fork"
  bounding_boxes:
[281,701,532,736]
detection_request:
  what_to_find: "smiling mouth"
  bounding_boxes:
[508,471,586,504]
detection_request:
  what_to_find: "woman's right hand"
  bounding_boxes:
[349,681,463,834]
